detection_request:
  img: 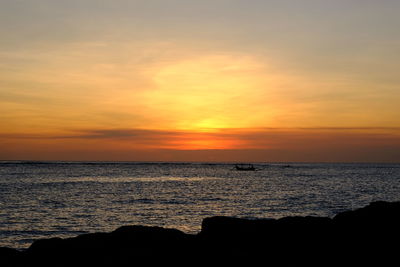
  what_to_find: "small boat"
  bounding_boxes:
[235,164,256,171]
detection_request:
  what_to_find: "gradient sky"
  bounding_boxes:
[1,0,400,162]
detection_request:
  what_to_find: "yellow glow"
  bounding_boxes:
[165,131,246,150]
[2,40,400,157]
[143,55,275,132]
[193,118,231,131]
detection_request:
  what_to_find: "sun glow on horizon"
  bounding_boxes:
[142,54,276,132]
[1,0,400,161]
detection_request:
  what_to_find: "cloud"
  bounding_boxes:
[1,127,400,162]
[2,126,400,146]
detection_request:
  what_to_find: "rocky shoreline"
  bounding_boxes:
[1,201,399,266]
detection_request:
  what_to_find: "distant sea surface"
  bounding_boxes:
[1,161,399,248]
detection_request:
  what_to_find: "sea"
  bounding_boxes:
[1,161,399,249]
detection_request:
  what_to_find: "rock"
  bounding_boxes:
[0,247,22,267]
[331,201,400,259]
[197,201,400,264]
[24,226,196,266]
[333,201,400,225]
[2,201,399,266]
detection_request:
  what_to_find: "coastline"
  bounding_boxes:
[1,201,399,266]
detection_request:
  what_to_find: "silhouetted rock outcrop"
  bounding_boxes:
[1,201,399,266]
[23,226,196,266]
[0,247,22,267]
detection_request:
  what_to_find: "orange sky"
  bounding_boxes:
[1,127,400,162]
[1,1,400,162]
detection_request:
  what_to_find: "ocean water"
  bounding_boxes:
[0,161,399,249]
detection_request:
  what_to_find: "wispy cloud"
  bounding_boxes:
[1,127,400,162]
[2,127,400,149]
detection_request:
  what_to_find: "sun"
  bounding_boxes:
[142,54,273,132]
[193,118,231,131]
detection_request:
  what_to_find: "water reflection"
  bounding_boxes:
[0,162,399,248]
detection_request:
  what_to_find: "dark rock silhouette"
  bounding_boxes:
[1,201,399,266]
[0,247,22,266]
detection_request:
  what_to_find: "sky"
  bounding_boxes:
[1,0,400,162]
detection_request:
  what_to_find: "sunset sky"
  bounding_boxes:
[1,0,400,162]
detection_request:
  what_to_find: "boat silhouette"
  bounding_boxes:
[235,164,256,171]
